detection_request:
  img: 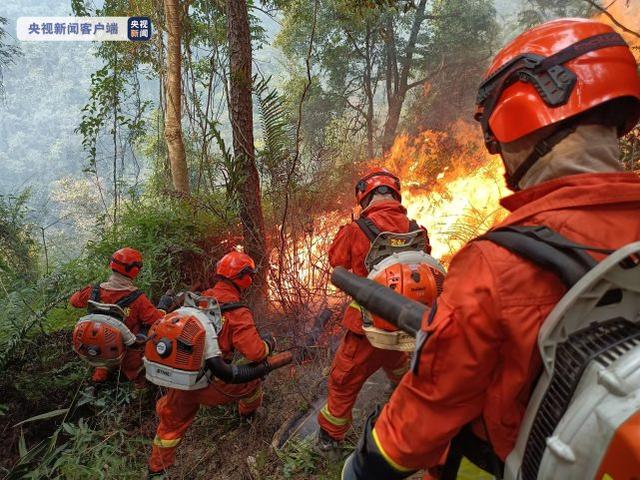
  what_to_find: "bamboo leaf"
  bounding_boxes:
[13,408,69,427]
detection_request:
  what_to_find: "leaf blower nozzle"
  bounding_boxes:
[330,266,428,337]
[267,351,293,370]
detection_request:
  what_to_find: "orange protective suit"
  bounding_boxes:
[148,280,269,474]
[362,173,640,477]
[318,199,431,440]
[70,284,164,385]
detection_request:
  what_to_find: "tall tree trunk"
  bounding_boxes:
[382,94,404,152]
[381,0,428,153]
[164,0,189,193]
[364,24,375,159]
[226,0,268,301]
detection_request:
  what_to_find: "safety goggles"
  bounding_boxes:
[110,257,143,272]
[234,265,257,278]
[474,31,627,154]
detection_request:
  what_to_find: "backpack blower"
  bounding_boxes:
[144,292,292,390]
[73,286,144,367]
[332,226,640,480]
[355,216,446,351]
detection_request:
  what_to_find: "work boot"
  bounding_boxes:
[316,428,342,460]
[147,468,168,479]
[91,367,109,383]
[241,406,267,425]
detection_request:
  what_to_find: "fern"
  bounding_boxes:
[253,76,294,188]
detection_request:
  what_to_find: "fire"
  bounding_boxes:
[380,120,508,262]
[270,120,508,310]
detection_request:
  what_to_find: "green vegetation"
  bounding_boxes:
[0,0,638,478]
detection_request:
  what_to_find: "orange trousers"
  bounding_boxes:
[148,378,262,473]
[92,346,146,387]
[318,330,409,440]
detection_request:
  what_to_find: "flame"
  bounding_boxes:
[270,120,508,310]
[380,120,508,262]
[270,7,640,310]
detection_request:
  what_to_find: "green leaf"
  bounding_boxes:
[13,408,69,427]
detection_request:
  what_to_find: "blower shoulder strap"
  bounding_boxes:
[356,217,421,242]
[220,302,248,313]
[115,290,144,309]
[355,217,380,242]
[90,283,101,302]
[479,225,611,288]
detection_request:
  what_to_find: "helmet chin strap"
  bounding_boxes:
[505,125,576,191]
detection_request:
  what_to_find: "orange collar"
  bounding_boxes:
[498,172,640,227]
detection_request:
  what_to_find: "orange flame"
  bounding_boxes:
[270,120,508,310]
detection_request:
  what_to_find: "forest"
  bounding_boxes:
[1,0,639,479]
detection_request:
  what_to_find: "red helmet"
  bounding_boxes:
[109,247,143,279]
[355,168,401,206]
[475,18,640,188]
[216,251,257,290]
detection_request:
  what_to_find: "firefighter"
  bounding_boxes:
[341,18,640,480]
[70,247,169,387]
[147,251,277,477]
[317,168,432,450]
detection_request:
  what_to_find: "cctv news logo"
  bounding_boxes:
[16,16,153,42]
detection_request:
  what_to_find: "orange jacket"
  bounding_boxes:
[330,200,431,333]
[70,286,164,335]
[201,281,268,362]
[373,172,640,471]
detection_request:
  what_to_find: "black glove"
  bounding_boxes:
[343,406,416,480]
[261,333,276,355]
[157,290,177,312]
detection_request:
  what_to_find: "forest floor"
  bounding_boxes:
[0,329,492,479]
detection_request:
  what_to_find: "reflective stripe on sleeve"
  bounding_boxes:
[320,404,351,426]
[371,427,414,473]
[153,436,181,448]
[348,301,362,312]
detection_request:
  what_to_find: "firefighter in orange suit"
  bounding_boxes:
[70,247,167,387]
[341,19,640,479]
[317,168,432,448]
[148,251,276,476]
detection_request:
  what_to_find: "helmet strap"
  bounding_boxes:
[506,125,576,191]
[476,31,627,154]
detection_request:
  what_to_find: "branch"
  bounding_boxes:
[399,0,428,89]
[406,54,446,90]
[582,0,640,40]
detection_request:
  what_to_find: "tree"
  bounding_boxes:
[164,0,190,193]
[380,0,430,152]
[0,16,20,101]
[226,0,268,300]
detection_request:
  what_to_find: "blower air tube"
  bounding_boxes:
[331,266,428,337]
[206,351,293,384]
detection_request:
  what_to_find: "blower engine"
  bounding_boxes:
[331,226,640,480]
[362,251,446,351]
[144,292,292,391]
[73,300,139,367]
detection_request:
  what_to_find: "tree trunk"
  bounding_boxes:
[364,24,375,159]
[381,94,404,152]
[381,0,428,153]
[164,0,189,193]
[226,0,268,301]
